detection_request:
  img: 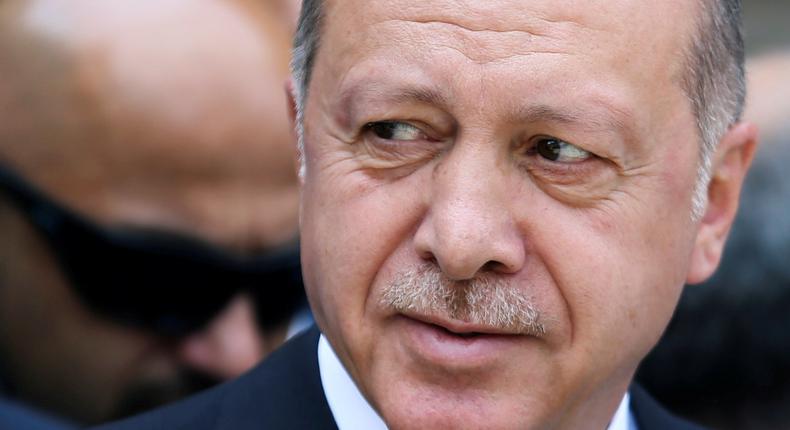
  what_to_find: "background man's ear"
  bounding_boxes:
[687,122,759,284]
[284,78,303,181]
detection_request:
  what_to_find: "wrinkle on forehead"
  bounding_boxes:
[380,0,597,32]
[318,0,701,154]
[373,18,577,65]
[326,0,697,77]
[396,17,583,38]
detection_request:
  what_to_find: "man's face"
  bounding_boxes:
[300,0,709,428]
[0,0,299,423]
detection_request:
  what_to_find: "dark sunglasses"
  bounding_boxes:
[0,164,305,337]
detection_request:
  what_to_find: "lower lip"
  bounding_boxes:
[396,316,526,369]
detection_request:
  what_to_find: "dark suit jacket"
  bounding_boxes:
[0,398,75,430]
[94,326,704,430]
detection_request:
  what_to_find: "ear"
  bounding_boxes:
[686,122,758,284]
[284,78,304,182]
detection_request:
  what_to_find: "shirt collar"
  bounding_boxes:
[610,391,638,430]
[318,335,387,430]
[318,334,637,430]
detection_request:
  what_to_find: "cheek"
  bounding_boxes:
[555,146,698,342]
[532,196,694,372]
[299,162,428,363]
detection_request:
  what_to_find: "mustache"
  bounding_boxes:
[380,264,546,336]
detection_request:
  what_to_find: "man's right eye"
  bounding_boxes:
[366,121,423,141]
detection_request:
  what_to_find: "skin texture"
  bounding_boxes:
[294,0,757,429]
[0,0,299,424]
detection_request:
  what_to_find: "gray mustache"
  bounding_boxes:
[380,265,546,336]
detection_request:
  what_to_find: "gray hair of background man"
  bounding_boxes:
[290,0,746,220]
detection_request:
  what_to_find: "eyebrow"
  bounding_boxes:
[339,83,449,108]
[512,103,634,137]
[384,86,449,106]
[336,79,633,138]
[334,80,450,126]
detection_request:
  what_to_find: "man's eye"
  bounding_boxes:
[367,121,423,141]
[534,138,591,162]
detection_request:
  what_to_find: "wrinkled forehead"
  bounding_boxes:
[316,0,700,95]
[323,0,701,48]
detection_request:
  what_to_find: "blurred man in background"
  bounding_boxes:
[638,50,790,430]
[0,0,305,425]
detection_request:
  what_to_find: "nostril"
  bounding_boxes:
[482,260,507,273]
[418,249,438,265]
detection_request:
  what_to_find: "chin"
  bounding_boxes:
[375,384,545,430]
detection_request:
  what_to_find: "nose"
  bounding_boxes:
[413,143,525,280]
[176,294,269,379]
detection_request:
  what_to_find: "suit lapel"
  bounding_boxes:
[215,326,338,430]
[630,384,705,430]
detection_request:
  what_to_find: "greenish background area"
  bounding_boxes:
[744,0,790,54]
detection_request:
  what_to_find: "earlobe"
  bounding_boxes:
[686,122,758,284]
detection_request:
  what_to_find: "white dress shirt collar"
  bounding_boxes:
[318,335,387,430]
[318,334,637,430]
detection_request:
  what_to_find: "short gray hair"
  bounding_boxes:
[684,0,745,219]
[291,0,746,218]
[290,0,323,157]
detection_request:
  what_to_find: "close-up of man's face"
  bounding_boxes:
[0,0,301,423]
[297,0,755,428]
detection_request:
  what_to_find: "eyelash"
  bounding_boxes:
[363,121,426,141]
[362,121,599,170]
[520,144,605,185]
[358,121,443,165]
[525,138,590,161]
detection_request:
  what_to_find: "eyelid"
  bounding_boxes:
[357,120,445,169]
[525,135,594,162]
[533,135,585,148]
[364,120,439,142]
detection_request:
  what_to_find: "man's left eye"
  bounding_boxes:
[366,121,423,141]
[534,138,591,162]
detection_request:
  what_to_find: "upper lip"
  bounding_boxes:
[401,311,522,336]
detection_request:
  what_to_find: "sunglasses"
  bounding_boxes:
[0,164,305,337]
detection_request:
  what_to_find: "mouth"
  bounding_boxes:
[451,330,480,339]
[429,323,487,340]
[395,313,526,369]
[404,312,522,338]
